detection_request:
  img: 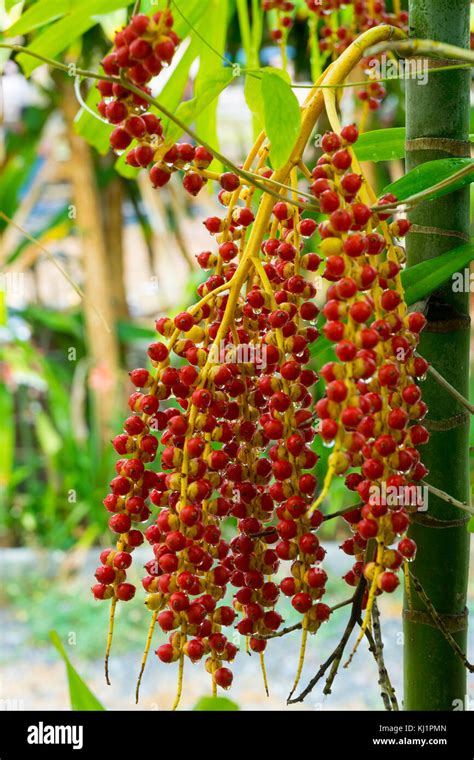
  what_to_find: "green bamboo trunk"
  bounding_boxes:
[404,0,471,710]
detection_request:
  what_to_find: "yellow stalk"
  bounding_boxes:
[105,597,118,686]
[289,615,309,699]
[135,611,158,704]
[260,652,270,697]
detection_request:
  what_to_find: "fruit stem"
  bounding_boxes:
[105,596,118,686]
[287,614,308,702]
[172,627,186,711]
[421,481,473,515]
[366,37,474,63]
[426,361,474,415]
[371,164,474,213]
[259,653,270,697]
[135,610,158,704]
[345,538,385,667]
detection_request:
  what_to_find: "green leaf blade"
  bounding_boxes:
[383,158,474,203]
[353,127,406,162]
[50,631,105,711]
[4,0,70,35]
[193,696,239,711]
[400,241,474,305]
[262,70,301,169]
[167,68,233,145]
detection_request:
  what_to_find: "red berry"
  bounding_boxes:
[214,667,233,689]
[116,582,136,601]
[378,571,400,593]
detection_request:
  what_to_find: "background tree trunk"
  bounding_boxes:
[103,175,129,323]
[62,87,120,445]
[404,0,471,710]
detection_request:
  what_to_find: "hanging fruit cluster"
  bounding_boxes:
[262,0,409,120]
[97,9,178,169]
[93,121,337,704]
[261,1,409,55]
[262,0,295,43]
[93,108,428,704]
[308,125,428,641]
[97,12,242,198]
[90,5,427,707]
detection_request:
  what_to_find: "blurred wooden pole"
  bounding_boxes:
[103,176,129,322]
[62,86,120,444]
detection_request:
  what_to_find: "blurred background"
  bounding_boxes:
[0,0,473,711]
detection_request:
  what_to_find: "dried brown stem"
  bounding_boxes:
[287,576,367,704]
[408,570,473,673]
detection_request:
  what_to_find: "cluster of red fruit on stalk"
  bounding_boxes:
[92,123,428,698]
[97,10,177,166]
[262,1,295,42]
[309,125,426,602]
[313,1,408,55]
[262,1,408,116]
[92,152,334,690]
[97,10,218,197]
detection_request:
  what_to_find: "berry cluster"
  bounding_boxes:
[356,77,386,112]
[97,9,178,168]
[262,1,295,43]
[93,123,429,702]
[92,2,429,699]
[261,0,408,118]
[352,0,409,33]
[310,125,427,625]
[97,12,246,200]
[309,0,408,57]
[93,121,339,703]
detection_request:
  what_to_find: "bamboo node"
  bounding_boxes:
[403,607,468,633]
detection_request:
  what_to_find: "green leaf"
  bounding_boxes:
[157,36,201,135]
[117,320,156,343]
[18,305,83,338]
[5,0,70,35]
[6,205,72,265]
[195,0,230,170]
[50,631,105,711]
[400,242,474,305]
[16,0,133,76]
[353,128,406,162]
[167,68,234,144]
[193,696,239,711]
[261,70,301,169]
[141,0,211,38]
[244,73,263,124]
[5,0,22,12]
[0,148,36,233]
[245,67,289,127]
[383,158,474,203]
[355,129,474,164]
[236,0,251,56]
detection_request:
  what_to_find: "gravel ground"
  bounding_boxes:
[1,544,472,712]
